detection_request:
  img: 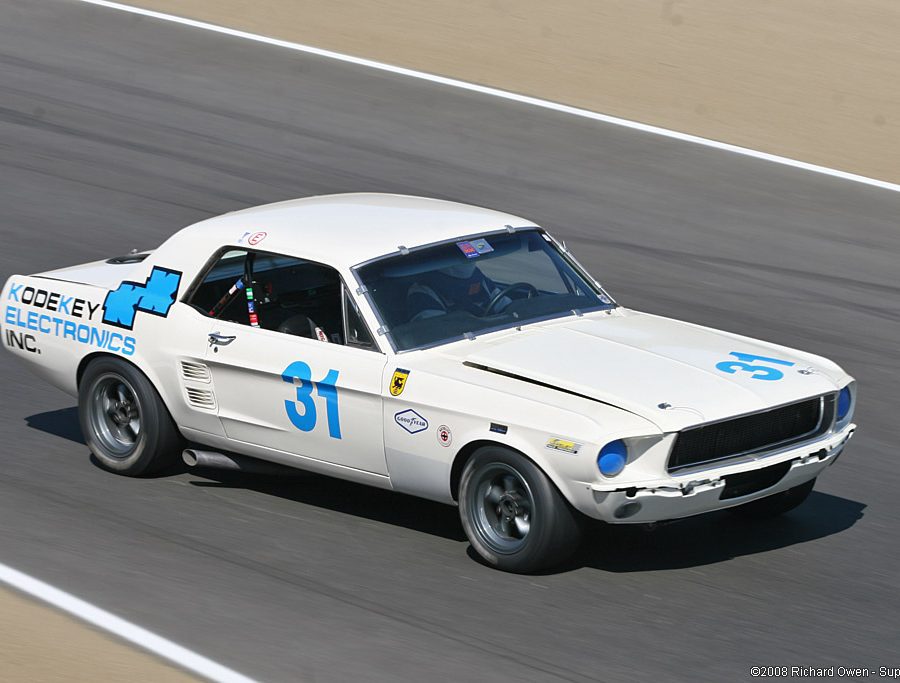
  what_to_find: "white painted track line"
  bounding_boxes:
[0,562,260,683]
[71,0,900,194]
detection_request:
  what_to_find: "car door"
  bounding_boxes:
[186,247,389,475]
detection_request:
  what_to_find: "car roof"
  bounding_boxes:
[171,193,537,269]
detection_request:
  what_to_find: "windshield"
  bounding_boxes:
[354,229,614,351]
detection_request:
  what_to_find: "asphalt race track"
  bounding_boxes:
[2,2,899,681]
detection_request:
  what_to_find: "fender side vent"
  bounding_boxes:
[181,360,211,383]
[185,387,216,410]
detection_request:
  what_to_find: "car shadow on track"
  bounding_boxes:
[26,407,865,570]
[26,407,464,541]
[191,473,865,573]
[569,492,866,573]
[189,469,468,542]
[26,407,85,444]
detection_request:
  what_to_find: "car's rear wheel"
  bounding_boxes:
[78,356,181,476]
[459,446,582,573]
[728,478,816,519]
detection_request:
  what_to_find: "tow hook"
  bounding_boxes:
[681,478,717,496]
[798,449,828,466]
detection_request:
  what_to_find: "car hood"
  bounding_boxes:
[448,310,848,432]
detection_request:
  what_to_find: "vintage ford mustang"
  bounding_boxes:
[1,194,856,572]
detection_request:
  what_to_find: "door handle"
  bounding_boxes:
[208,332,236,346]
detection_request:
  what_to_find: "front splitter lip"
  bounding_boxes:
[578,426,854,523]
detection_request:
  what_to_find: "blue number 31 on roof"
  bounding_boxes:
[102,266,182,330]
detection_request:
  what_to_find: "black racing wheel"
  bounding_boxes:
[78,356,182,476]
[459,445,582,573]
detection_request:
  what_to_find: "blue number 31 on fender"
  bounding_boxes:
[281,361,342,439]
[716,351,795,381]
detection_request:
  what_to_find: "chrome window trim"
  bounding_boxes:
[350,226,616,353]
[184,244,385,353]
[341,285,378,351]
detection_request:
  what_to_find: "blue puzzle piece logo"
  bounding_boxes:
[102,266,182,330]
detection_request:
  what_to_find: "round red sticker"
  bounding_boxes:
[248,231,267,245]
[437,425,452,447]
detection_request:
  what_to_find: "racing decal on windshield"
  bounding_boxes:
[102,266,182,330]
[282,361,342,439]
[456,239,494,259]
[715,351,795,381]
[394,409,428,434]
[5,282,136,356]
[456,241,478,258]
[471,238,493,254]
[389,368,409,396]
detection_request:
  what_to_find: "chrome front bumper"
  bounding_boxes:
[584,426,854,524]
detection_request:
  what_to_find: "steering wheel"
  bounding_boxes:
[484,282,538,315]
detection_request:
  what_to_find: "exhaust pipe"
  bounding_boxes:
[182,449,300,476]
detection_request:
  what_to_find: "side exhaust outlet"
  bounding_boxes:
[182,449,300,476]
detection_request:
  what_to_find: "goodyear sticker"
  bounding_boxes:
[390,368,410,396]
[546,438,581,454]
[395,409,428,434]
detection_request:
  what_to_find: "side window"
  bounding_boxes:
[343,288,376,349]
[187,248,375,349]
[187,249,250,322]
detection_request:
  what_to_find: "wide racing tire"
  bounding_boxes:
[459,445,583,573]
[78,356,182,476]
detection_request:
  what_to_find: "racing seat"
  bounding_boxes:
[278,314,329,342]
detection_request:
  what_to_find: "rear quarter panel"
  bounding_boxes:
[2,275,138,394]
[1,267,182,406]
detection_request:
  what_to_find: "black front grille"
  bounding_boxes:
[668,395,833,472]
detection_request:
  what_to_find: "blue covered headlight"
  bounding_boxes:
[597,440,628,477]
[837,386,852,421]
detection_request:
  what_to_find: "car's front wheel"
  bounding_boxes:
[78,356,182,476]
[728,478,816,519]
[459,446,582,573]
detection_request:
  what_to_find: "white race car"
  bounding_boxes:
[2,194,856,572]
